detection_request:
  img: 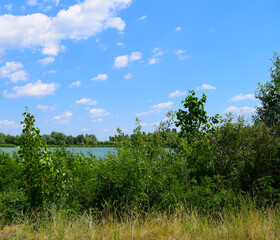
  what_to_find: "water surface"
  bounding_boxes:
[0,147,116,158]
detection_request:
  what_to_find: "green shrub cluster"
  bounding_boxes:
[1,111,280,223]
[1,53,280,223]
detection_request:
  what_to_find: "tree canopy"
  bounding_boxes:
[254,52,280,127]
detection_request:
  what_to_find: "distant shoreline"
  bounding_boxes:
[0,144,116,148]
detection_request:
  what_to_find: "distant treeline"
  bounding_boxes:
[0,132,115,146]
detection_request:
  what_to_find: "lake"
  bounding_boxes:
[0,147,117,158]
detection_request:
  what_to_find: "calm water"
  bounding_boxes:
[0,147,117,158]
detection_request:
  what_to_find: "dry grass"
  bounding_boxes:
[1,207,280,240]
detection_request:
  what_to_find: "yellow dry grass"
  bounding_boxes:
[1,207,280,240]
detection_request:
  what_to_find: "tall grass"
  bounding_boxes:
[1,205,280,239]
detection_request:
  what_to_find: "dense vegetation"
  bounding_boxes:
[0,131,114,147]
[1,54,280,237]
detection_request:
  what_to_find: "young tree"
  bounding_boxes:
[254,52,280,127]
[18,107,46,210]
[175,90,221,139]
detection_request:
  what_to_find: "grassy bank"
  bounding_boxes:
[1,206,279,239]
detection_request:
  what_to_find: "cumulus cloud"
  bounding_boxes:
[130,52,142,61]
[0,0,132,55]
[151,102,174,111]
[53,111,72,124]
[69,80,81,88]
[224,106,256,115]
[3,80,59,98]
[135,102,174,116]
[0,61,28,83]
[228,93,256,102]
[113,51,142,68]
[89,108,109,118]
[38,56,55,65]
[76,98,98,105]
[113,55,129,68]
[149,47,167,65]
[0,120,19,128]
[91,74,108,82]
[37,104,56,112]
[169,90,186,98]
[196,84,216,91]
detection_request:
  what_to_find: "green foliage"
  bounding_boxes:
[175,89,221,139]
[2,70,280,224]
[18,107,47,210]
[254,52,280,127]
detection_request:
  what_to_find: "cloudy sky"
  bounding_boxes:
[0,0,279,140]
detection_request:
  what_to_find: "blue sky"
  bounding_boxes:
[0,0,279,140]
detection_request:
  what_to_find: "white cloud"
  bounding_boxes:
[0,61,28,83]
[139,15,147,21]
[81,128,89,132]
[228,93,256,102]
[69,80,81,88]
[0,120,19,128]
[224,106,256,115]
[135,110,155,117]
[89,108,109,118]
[38,56,55,65]
[149,47,167,65]
[196,84,216,91]
[124,73,133,79]
[76,98,98,105]
[3,80,59,98]
[113,55,129,68]
[91,74,108,82]
[113,52,142,68]
[135,102,174,116]
[92,118,103,123]
[116,42,123,46]
[151,102,174,111]
[10,70,28,83]
[37,104,56,112]
[130,52,142,61]
[175,26,181,32]
[175,49,190,60]
[169,90,186,98]
[0,0,132,55]
[53,111,72,124]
